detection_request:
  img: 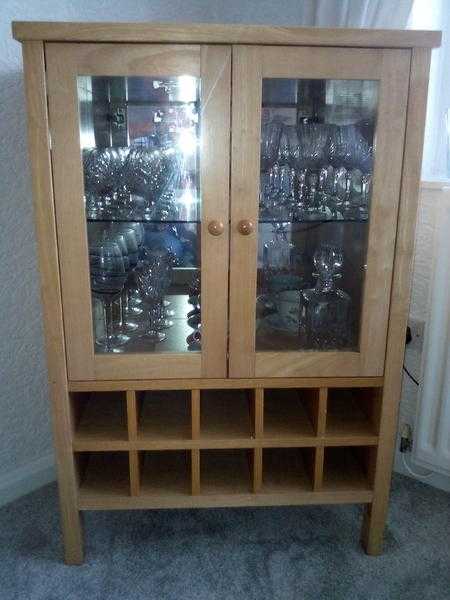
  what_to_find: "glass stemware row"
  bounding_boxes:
[261,121,374,173]
[260,120,373,222]
[260,164,371,222]
[89,222,193,353]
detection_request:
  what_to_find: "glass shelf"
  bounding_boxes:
[258,218,368,225]
[87,218,201,224]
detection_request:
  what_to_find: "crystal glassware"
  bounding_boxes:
[134,262,166,343]
[261,121,283,172]
[300,244,352,349]
[89,240,129,352]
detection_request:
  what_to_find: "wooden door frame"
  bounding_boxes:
[45,42,231,381]
[229,45,411,378]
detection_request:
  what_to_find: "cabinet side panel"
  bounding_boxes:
[362,48,432,555]
[22,41,83,564]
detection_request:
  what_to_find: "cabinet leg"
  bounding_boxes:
[60,504,84,565]
[360,502,386,556]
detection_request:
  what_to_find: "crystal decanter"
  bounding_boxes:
[300,244,352,349]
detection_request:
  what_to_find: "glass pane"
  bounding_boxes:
[78,75,201,354]
[256,78,378,352]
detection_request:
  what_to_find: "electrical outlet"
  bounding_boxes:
[408,318,425,343]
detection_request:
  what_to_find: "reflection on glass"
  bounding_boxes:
[256,78,378,352]
[78,75,201,354]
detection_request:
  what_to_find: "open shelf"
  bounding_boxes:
[72,384,381,509]
[200,390,252,441]
[140,451,191,496]
[138,391,191,442]
[72,392,128,447]
[323,447,374,492]
[262,448,314,493]
[325,388,380,442]
[77,452,130,498]
[200,450,252,495]
[263,389,317,442]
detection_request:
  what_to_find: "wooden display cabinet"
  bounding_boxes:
[13,21,440,564]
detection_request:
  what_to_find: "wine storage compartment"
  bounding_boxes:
[200,450,253,495]
[326,388,381,441]
[72,392,128,448]
[263,388,318,441]
[138,391,191,443]
[76,451,131,498]
[323,446,376,492]
[262,448,314,492]
[71,384,382,508]
[200,389,253,441]
[140,451,191,497]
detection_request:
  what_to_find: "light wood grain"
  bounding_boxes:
[89,435,376,451]
[317,388,328,437]
[313,447,324,492]
[69,377,383,392]
[261,46,383,78]
[200,46,231,377]
[255,352,366,378]
[191,449,201,495]
[254,388,264,438]
[129,450,140,496]
[22,41,83,565]
[191,390,201,440]
[48,42,199,76]
[253,448,263,493]
[93,354,202,380]
[12,21,441,48]
[126,391,138,441]
[361,48,432,556]
[228,46,262,377]
[79,489,373,510]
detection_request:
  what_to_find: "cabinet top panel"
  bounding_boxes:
[12,21,441,48]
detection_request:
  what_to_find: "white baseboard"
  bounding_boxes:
[394,452,450,493]
[0,454,56,508]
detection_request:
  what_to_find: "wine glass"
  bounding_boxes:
[89,240,128,352]
[115,225,141,331]
[297,122,331,170]
[261,121,283,172]
[134,262,166,343]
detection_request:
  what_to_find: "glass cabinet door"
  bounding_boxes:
[46,44,230,380]
[229,46,411,378]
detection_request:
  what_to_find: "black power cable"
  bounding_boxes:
[403,364,420,386]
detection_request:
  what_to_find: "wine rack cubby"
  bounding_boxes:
[72,384,380,509]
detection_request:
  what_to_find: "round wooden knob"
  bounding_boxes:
[207,220,224,236]
[237,220,254,236]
